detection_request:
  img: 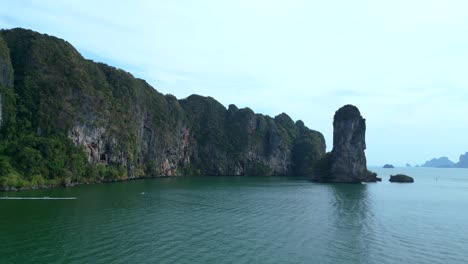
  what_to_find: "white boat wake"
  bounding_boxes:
[0,197,77,200]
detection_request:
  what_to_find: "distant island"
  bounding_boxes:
[421,153,468,168]
[422,157,454,168]
[383,164,394,168]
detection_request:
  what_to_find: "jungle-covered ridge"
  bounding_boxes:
[0,28,326,190]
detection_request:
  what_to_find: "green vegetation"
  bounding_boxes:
[0,28,146,189]
[0,28,326,190]
[0,135,86,188]
[292,121,326,176]
[309,152,332,180]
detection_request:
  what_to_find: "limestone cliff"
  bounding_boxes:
[0,28,326,189]
[313,105,378,183]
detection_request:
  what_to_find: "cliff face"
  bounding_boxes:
[329,105,368,182]
[0,28,326,189]
[313,105,377,183]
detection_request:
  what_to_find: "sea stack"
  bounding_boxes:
[314,105,378,183]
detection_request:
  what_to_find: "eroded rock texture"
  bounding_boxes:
[314,105,378,183]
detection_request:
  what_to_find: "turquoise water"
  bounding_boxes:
[1,167,467,264]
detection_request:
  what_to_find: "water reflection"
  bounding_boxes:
[325,184,374,263]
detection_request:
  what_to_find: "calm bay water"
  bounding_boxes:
[1,167,468,264]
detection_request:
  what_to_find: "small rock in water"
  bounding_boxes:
[389,174,414,183]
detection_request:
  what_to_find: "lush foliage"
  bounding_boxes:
[0,28,326,189]
[0,135,87,187]
[0,29,146,188]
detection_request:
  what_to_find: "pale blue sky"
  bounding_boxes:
[1,0,468,166]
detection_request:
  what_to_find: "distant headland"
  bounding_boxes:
[0,28,383,191]
[421,153,468,168]
[0,28,329,190]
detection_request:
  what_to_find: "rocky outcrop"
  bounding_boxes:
[313,105,378,183]
[389,174,414,183]
[383,164,394,168]
[69,125,107,164]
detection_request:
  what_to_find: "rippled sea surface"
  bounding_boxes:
[1,167,468,264]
